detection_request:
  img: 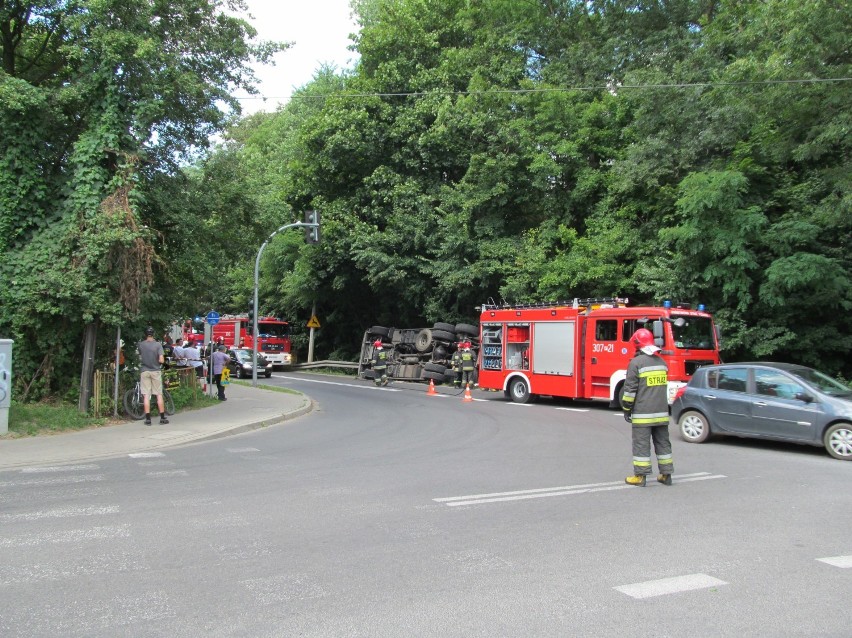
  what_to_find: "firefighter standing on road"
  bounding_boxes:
[451,343,463,388]
[460,341,476,387]
[622,328,673,487]
[371,339,389,386]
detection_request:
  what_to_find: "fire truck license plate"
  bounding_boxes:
[646,373,668,386]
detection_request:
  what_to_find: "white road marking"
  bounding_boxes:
[228,447,260,453]
[0,506,119,523]
[506,402,532,407]
[0,474,105,488]
[276,375,400,391]
[816,555,852,568]
[128,452,165,458]
[614,573,728,599]
[20,464,100,473]
[146,470,188,477]
[0,525,131,548]
[435,472,725,506]
[555,407,590,412]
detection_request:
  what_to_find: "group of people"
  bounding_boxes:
[137,332,233,425]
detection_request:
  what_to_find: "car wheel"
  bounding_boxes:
[265,371,272,378]
[679,410,711,443]
[823,423,852,460]
[509,377,532,404]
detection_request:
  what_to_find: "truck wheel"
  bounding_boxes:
[455,323,478,337]
[415,329,433,352]
[369,326,391,338]
[509,377,532,404]
[431,329,454,343]
[432,322,456,333]
[422,370,445,381]
[424,363,446,374]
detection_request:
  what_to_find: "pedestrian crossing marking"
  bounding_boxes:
[614,573,728,599]
[816,555,852,569]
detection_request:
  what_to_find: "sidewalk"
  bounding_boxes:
[0,383,312,471]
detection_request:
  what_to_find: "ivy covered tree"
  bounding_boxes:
[0,0,285,406]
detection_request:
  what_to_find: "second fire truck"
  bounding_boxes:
[477,298,721,406]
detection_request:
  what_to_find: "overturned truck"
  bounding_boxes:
[358,322,479,383]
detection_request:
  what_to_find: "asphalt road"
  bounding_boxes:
[1,371,850,637]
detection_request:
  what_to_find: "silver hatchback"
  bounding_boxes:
[672,362,852,460]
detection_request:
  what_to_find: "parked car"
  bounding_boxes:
[227,348,273,379]
[672,362,852,460]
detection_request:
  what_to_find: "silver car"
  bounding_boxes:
[672,362,852,460]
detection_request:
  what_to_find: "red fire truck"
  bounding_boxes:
[195,315,293,369]
[477,298,721,406]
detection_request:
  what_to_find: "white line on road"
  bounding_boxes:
[816,555,852,568]
[128,452,165,458]
[555,407,591,412]
[227,447,260,453]
[435,472,725,506]
[20,464,100,473]
[146,470,188,477]
[0,474,105,488]
[614,573,728,599]
[0,505,119,523]
[275,375,401,391]
[0,525,131,548]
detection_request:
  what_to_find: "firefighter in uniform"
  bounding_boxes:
[460,341,476,387]
[451,344,463,387]
[371,339,389,386]
[622,328,673,487]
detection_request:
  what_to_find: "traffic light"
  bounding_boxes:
[304,209,320,244]
[248,305,254,322]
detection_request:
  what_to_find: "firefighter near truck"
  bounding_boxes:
[477,298,721,406]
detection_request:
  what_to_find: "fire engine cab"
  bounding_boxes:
[477,298,721,406]
[201,315,293,369]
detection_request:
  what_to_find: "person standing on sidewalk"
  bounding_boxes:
[211,345,230,401]
[138,326,170,426]
[183,339,204,379]
[622,328,672,487]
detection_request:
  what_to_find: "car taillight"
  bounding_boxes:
[673,386,687,401]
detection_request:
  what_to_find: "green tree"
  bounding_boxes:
[0,0,286,405]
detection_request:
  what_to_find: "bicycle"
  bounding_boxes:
[123,376,176,420]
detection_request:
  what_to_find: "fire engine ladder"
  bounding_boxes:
[479,297,628,312]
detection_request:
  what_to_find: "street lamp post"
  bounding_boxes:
[251,213,320,386]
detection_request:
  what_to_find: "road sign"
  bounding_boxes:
[206,311,220,326]
[307,316,321,329]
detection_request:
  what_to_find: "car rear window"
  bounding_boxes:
[708,368,748,392]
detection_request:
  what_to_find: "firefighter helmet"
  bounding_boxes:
[373,339,383,348]
[631,328,660,354]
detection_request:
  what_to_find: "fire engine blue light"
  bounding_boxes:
[698,304,706,311]
[663,300,672,308]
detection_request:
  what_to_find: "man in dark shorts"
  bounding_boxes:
[138,326,170,426]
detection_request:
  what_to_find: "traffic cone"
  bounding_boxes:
[462,383,473,402]
[427,379,437,396]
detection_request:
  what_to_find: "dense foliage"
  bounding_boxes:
[0,0,284,401]
[1,0,850,406]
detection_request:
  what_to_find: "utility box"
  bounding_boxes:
[0,339,12,435]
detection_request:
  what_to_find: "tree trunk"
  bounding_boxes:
[78,319,99,413]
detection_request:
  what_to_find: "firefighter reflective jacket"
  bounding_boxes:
[460,350,475,372]
[372,348,388,371]
[451,350,463,372]
[621,352,669,426]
